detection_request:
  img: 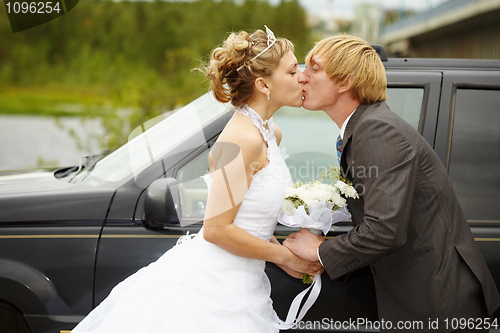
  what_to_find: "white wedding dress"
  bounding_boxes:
[71,105,293,333]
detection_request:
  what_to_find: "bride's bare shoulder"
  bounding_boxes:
[219,113,264,148]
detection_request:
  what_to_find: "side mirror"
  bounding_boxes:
[144,178,181,228]
[371,44,388,61]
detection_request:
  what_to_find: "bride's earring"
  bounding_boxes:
[267,90,270,101]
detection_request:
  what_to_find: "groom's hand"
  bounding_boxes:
[283,229,325,262]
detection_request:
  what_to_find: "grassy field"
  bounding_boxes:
[0,86,112,117]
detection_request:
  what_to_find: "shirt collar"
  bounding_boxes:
[339,109,356,140]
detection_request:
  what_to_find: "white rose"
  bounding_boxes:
[313,183,334,202]
[296,187,316,205]
[281,199,296,215]
[335,180,359,199]
[285,186,297,198]
[330,191,347,207]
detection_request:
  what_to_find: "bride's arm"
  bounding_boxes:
[270,124,306,277]
[202,128,320,276]
[270,236,302,279]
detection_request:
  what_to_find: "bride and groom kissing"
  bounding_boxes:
[72,27,499,332]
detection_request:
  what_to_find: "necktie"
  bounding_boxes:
[336,135,343,164]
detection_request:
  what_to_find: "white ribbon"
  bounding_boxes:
[274,273,322,330]
[279,204,351,235]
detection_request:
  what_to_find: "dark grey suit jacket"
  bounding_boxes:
[319,102,500,330]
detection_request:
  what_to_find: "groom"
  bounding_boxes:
[284,35,500,330]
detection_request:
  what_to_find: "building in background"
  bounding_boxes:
[303,0,499,59]
[307,0,350,40]
[351,3,383,44]
[380,0,500,58]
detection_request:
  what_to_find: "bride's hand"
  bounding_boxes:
[283,229,325,262]
[276,263,302,279]
[282,247,323,276]
[276,263,324,280]
[269,236,322,276]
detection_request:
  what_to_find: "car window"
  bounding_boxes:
[448,88,500,222]
[386,87,424,130]
[276,87,425,184]
[275,107,338,183]
[176,149,210,220]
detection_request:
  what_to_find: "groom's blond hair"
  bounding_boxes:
[306,35,387,104]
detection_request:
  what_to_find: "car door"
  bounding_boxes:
[434,70,500,294]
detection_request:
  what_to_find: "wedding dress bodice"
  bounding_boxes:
[203,104,292,241]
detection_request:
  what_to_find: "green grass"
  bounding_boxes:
[0,86,111,117]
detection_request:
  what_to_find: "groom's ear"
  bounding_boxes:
[339,74,354,94]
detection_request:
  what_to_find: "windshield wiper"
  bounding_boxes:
[69,150,111,182]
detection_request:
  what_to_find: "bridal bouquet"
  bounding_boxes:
[279,165,358,282]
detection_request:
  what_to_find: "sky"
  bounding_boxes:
[135,0,451,19]
[271,0,451,19]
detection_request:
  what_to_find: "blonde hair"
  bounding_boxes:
[306,35,387,104]
[205,29,294,107]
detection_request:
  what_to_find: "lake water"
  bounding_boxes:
[0,115,105,171]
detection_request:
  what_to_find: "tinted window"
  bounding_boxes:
[275,107,337,183]
[276,87,425,184]
[176,149,210,220]
[386,88,424,130]
[448,88,500,221]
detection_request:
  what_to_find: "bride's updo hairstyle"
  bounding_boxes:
[205,28,294,107]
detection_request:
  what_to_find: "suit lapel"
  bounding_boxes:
[341,103,368,162]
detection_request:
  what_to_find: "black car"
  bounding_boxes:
[1,52,500,333]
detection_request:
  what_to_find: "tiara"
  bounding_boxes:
[237,25,276,72]
[250,25,276,61]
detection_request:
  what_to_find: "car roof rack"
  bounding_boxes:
[371,45,388,61]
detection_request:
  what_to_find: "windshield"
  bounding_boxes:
[75,92,231,187]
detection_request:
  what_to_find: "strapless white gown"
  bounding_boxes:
[71,105,293,333]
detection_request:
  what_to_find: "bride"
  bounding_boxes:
[71,26,322,333]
